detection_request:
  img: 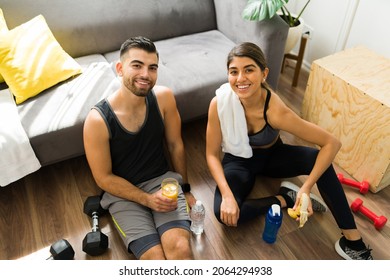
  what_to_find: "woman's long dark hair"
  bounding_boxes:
[227,42,271,90]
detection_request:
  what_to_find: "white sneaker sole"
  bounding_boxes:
[281,181,328,212]
[335,239,352,260]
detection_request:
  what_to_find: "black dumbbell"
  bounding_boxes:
[82,195,109,256]
[47,239,75,260]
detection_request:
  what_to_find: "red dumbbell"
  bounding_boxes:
[337,173,369,194]
[350,198,387,230]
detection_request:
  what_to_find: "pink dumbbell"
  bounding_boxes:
[337,173,369,194]
[350,198,387,230]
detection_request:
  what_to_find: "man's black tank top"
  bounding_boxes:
[93,91,169,185]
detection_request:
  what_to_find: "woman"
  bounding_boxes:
[205,42,372,260]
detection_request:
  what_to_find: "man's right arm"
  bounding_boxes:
[83,109,176,212]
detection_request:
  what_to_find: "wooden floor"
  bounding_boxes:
[1,62,389,260]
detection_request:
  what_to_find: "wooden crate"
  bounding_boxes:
[302,46,390,193]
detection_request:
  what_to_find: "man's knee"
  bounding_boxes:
[167,235,193,259]
[171,234,192,251]
[161,228,193,259]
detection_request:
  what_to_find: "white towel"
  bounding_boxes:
[0,90,41,187]
[216,83,252,158]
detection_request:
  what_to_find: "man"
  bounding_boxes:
[83,37,196,260]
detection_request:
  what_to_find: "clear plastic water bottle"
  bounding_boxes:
[262,204,283,244]
[190,200,205,235]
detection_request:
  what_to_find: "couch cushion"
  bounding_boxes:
[1,0,217,58]
[17,54,120,166]
[0,8,7,34]
[0,14,82,104]
[104,30,235,122]
[0,8,8,83]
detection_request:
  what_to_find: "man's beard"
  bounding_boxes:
[124,77,154,97]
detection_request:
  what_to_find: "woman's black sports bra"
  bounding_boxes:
[248,89,279,147]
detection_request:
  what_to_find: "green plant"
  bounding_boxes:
[242,0,311,27]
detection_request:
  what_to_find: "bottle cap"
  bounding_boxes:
[271,204,281,216]
[196,200,202,206]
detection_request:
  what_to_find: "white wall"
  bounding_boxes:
[346,0,390,57]
[288,0,390,69]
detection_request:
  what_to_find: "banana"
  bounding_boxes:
[287,205,300,219]
[287,193,309,228]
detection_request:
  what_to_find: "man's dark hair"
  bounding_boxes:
[120,36,159,61]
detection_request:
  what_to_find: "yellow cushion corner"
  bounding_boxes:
[0,8,9,83]
[0,14,82,104]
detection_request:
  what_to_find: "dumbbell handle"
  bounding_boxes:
[351,198,387,230]
[355,203,377,220]
[337,173,369,194]
[91,212,100,232]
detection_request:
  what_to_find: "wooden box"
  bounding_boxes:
[302,46,390,193]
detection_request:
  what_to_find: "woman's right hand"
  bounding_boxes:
[220,195,240,227]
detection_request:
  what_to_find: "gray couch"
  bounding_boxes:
[0,0,288,167]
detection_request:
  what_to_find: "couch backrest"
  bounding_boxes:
[1,0,217,58]
[213,0,289,90]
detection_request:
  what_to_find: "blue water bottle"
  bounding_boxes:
[262,204,283,244]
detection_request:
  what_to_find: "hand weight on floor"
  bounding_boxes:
[337,173,369,194]
[82,195,109,256]
[351,198,387,230]
[47,239,75,260]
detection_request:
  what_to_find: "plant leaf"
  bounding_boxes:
[242,0,288,21]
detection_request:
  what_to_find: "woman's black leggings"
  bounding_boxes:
[214,138,357,229]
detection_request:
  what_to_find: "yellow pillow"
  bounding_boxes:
[0,9,8,83]
[0,14,82,104]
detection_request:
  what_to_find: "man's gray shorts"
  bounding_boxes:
[100,171,190,257]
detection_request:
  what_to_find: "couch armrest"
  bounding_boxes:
[213,0,288,89]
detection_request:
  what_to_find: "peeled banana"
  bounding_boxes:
[287,193,309,228]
